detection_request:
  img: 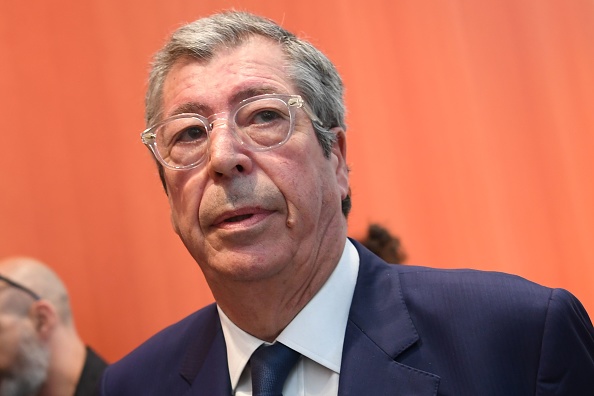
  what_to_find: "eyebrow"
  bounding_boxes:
[169,102,210,117]
[168,86,288,118]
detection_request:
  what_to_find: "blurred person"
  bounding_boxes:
[0,257,107,396]
[359,223,407,263]
[101,11,594,395]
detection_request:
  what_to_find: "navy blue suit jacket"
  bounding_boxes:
[101,240,594,395]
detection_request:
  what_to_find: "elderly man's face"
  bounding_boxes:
[160,36,349,284]
[0,313,49,396]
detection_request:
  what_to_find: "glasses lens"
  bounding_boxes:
[154,116,209,168]
[234,97,292,149]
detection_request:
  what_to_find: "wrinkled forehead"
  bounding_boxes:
[161,37,295,117]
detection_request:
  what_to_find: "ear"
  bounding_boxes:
[330,128,350,200]
[29,300,57,340]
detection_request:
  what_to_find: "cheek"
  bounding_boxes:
[166,171,205,233]
[282,163,334,223]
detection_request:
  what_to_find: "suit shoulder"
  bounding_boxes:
[392,265,569,332]
[354,239,556,315]
[106,303,218,373]
[398,264,552,299]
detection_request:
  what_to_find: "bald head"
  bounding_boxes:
[0,257,72,325]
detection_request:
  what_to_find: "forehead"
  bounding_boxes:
[162,36,297,117]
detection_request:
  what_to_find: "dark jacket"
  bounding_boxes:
[100,240,594,395]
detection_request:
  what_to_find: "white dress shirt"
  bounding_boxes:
[218,239,360,396]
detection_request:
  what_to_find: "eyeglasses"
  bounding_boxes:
[141,94,325,170]
[0,274,41,300]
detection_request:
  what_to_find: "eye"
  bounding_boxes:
[250,109,283,125]
[175,125,207,143]
[235,98,290,130]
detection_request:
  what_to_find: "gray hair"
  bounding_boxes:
[146,11,351,216]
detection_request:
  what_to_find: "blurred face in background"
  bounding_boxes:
[0,305,49,396]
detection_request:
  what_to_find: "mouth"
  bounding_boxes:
[212,207,274,228]
[223,213,253,223]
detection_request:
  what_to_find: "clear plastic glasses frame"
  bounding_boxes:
[141,94,325,170]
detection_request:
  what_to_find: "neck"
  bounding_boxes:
[213,235,347,342]
[37,326,86,396]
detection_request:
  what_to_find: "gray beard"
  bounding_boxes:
[0,327,50,396]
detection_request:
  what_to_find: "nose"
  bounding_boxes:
[206,118,253,178]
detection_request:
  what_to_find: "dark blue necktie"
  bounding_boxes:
[250,342,300,396]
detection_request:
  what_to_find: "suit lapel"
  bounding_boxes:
[338,240,440,395]
[179,305,232,395]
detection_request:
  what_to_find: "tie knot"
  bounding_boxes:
[250,342,300,396]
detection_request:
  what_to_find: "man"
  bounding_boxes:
[100,11,594,395]
[0,257,107,396]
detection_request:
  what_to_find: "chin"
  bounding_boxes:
[208,249,290,282]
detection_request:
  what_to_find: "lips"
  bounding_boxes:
[223,213,253,223]
[211,207,274,227]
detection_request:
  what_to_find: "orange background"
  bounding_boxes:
[1,0,593,362]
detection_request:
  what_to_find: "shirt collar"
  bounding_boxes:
[218,239,359,390]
